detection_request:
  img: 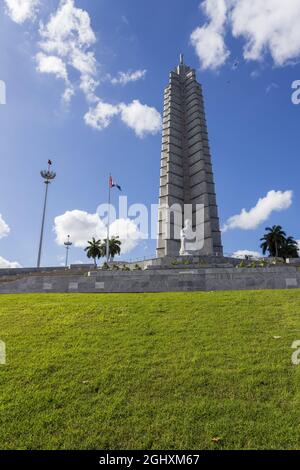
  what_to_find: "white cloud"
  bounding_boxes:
[0,216,20,268]
[119,100,162,138]
[191,0,300,69]
[39,0,96,55]
[84,101,120,130]
[191,0,230,70]
[54,210,105,248]
[231,0,300,66]
[4,0,39,24]
[223,190,293,232]
[110,218,144,254]
[111,69,147,86]
[266,82,279,94]
[0,256,22,269]
[36,53,75,102]
[0,215,10,239]
[84,99,162,137]
[36,52,68,81]
[37,0,98,102]
[250,69,261,79]
[54,210,143,254]
[79,75,99,103]
[232,250,261,259]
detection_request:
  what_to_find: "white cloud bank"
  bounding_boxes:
[0,256,22,269]
[84,101,121,130]
[191,0,229,70]
[36,52,68,81]
[119,100,162,138]
[232,250,261,259]
[223,190,293,232]
[191,0,300,69]
[0,215,22,267]
[54,210,144,254]
[0,215,10,239]
[111,69,147,86]
[4,0,39,24]
[84,99,162,138]
[37,0,97,103]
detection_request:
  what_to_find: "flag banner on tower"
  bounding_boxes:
[109,175,122,191]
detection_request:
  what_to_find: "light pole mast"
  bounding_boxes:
[37,160,56,268]
[64,235,72,268]
[106,174,111,264]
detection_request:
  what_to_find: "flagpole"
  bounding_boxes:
[106,174,111,263]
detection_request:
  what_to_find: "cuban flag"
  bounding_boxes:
[109,175,122,191]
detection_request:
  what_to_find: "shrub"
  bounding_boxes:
[199,260,208,267]
[236,261,247,269]
[248,261,258,268]
[259,260,268,268]
[183,259,192,265]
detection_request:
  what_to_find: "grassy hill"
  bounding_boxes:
[0,290,300,450]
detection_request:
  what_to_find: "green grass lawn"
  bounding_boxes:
[0,290,300,450]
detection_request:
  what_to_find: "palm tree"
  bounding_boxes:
[260,225,286,257]
[84,238,102,268]
[280,236,299,260]
[100,237,122,262]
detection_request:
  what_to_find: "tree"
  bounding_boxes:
[260,225,286,257]
[84,238,102,268]
[280,236,299,260]
[101,237,122,262]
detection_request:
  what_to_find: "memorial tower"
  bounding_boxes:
[157,55,223,258]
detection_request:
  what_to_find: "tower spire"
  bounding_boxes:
[180,53,184,65]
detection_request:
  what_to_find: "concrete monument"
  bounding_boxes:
[157,55,223,258]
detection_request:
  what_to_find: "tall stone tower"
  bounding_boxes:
[157,55,223,258]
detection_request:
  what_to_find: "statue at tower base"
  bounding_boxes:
[179,220,199,256]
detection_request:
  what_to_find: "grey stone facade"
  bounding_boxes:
[157,56,223,258]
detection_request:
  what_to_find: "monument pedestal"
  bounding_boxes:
[142,255,240,271]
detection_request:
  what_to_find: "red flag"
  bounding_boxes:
[109,175,122,191]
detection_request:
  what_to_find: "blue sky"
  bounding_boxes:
[0,0,300,267]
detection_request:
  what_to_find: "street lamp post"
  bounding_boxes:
[64,235,72,268]
[37,160,56,268]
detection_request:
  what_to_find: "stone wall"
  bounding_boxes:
[0,267,299,294]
